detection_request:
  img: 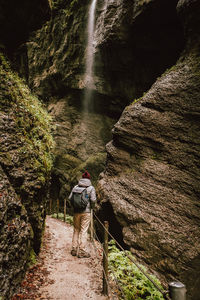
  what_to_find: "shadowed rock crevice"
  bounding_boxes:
[96,200,129,250]
[94,0,184,102]
[0,0,51,53]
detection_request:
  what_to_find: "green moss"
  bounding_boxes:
[27,248,37,268]
[131,92,147,105]
[48,0,52,9]
[0,52,54,183]
[71,152,107,186]
[51,0,69,11]
[69,0,79,10]
[125,168,136,175]
[62,154,81,168]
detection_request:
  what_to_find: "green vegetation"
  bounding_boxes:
[131,92,147,105]
[108,241,165,300]
[50,0,65,10]
[50,0,84,19]
[132,97,142,105]
[71,152,106,187]
[51,0,78,11]
[27,248,37,267]
[51,213,73,225]
[0,52,54,184]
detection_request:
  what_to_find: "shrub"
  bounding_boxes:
[51,213,73,225]
[108,240,165,300]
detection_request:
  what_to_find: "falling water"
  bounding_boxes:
[83,0,97,113]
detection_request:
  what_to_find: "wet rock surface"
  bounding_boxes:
[24,0,184,109]
[94,0,184,100]
[0,54,53,298]
[20,0,184,208]
[8,0,200,299]
[48,95,115,206]
[0,166,32,299]
[97,1,200,299]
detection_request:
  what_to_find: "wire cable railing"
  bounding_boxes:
[92,211,186,300]
[92,230,117,300]
[52,199,187,300]
[94,227,126,299]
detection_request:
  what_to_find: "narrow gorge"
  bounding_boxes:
[0,0,200,299]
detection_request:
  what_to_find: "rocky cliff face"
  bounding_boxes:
[94,0,183,100]
[15,0,199,298]
[0,1,53,298]
[18,0,117,205]
[21,0,184,204]
[0,166,32,299]
[0,53,54,299]
[97,0,200,299]
[48,95,115,207]
[24,0,183,107]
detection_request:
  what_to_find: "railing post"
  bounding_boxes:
[169,282,186,300]
[90,209,94,241]
[57,198,59,219]
[64,198,66,222]
[49,198,52,215]
[103,221,109,295]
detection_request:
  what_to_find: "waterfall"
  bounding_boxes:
[83,0,97,113]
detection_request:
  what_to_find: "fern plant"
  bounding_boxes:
[108,240,165,300]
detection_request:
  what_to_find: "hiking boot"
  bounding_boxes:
[71,249,77,256]
[77,251,90,258]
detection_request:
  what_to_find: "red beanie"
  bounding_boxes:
[82,171,91,179]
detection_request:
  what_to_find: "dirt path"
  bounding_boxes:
[13,216,110,300]
[39,216,108,300]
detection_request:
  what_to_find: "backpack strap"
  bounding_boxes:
[73,186,86,194]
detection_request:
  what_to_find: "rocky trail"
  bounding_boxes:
[12,216,110,300]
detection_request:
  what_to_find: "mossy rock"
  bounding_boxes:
[71,152,107,187]
[0,51,54,264]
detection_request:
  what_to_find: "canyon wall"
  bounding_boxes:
[15,0,200,298]
[97,0,200,299]
[0,1,53,298]
[21,0,117,206]
[23,0,184,205]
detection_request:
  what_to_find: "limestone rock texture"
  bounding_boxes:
[94,0,183,100]
[97,0,200,299]
[0,0,53,298]
[22,0,184,204]
[0,167,32,299]
[26,0,183,108]
[20,0,117,204]
[0,53,54,299]
[15,0,200,298]
[48,95,115,207]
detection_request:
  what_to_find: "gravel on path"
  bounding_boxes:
[38,216,108,300]
[12,216,110,300]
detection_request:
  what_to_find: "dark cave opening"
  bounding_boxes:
[95,201,129,251]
